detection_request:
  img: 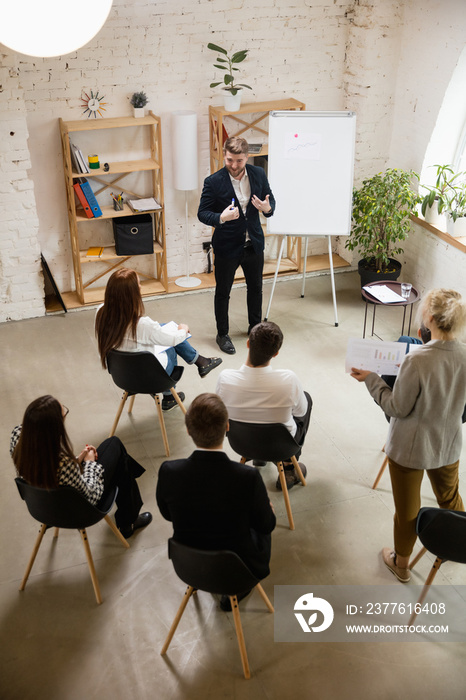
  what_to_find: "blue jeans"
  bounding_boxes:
[163,329,198,395]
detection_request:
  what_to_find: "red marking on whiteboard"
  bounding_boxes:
[294,133,298,137]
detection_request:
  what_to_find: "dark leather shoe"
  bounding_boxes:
[253,460,267,467]
[119,512,152,539]
[198,356,223,378]
[162,392,185,412]
[220,589,252,612]
[216,334,236,354]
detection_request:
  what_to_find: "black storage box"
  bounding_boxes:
[113,214,154,255]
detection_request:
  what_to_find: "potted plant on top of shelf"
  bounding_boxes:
[207,43,252,112]
[420,164,466,237]
[345,167,420,287]
[130,91,148,118]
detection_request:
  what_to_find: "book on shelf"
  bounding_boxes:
[69,140,89,174]
[79,178,103,217]
[127,197,162,212]
[73,182,93,218]
[86,246,104,258]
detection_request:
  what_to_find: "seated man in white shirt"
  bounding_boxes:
[216,321,312,490]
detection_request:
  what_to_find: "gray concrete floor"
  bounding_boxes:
[1,271,466,699]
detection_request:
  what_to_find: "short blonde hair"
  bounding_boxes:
[421,288,466,336]
[223,136,249,156]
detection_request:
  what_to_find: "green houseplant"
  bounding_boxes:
[345,168,420,283]
[207,43,252,110]
[130,91,148,117]
[420,164,466,235]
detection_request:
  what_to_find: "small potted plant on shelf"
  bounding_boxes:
[345,167,420,287]
[207,42,252,112]
[420,164,466,237]
[130,91,148,118]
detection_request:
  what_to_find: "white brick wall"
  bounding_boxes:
[0,0,465,320]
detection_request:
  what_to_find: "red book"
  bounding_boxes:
[73,182,94,218]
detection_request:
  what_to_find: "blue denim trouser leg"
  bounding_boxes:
[163,341,199,396]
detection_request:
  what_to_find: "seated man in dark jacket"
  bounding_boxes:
[156,392,276,610]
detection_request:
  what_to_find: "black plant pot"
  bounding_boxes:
[357,257,402,288]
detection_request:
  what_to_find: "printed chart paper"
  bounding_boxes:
[345,337,409,375]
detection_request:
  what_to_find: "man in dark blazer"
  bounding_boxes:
[198,137,276,355]
[156,393,276,609]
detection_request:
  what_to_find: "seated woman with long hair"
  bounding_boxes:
[95,268,222,411]
[11,395,152,539]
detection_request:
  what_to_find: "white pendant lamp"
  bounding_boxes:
[172,110,202,288]
[0,1,113,57]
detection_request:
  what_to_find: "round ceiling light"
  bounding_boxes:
[0,1,113,57]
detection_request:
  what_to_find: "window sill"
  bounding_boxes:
[411,215,466,254]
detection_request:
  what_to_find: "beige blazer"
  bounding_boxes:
[365,339,466,469]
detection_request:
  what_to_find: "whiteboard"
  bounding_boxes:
[267,111,356,236]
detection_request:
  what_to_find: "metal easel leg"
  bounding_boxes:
[328,235,338,326]
[264,235,286,321]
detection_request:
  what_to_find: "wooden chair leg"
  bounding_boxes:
[79,528,102,605]
[290,455,306,486]
[409,546,427,570]
[161,586,195,655]
[240,456,247,464]
[277,461,295,530]
[170,388,187,414]
[372,454,389,490]
[127,395,136,413]
[53,527,59,538]
[154,395,170,457]
[19,523,48,591]
[230,595,251,679]
[255,583,274,613]
[408,557,443,626]
[109,391,129,437]
[104,514,130,549]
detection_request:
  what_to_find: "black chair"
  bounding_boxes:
[15,477,129,604]
[161,538,274,679]
[226,419,306,530]
[106,349,187,457]
[408,507,466,625]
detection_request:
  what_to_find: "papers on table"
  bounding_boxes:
[152,320,192,355]
[363,285,405,303]
[345,337,409,376]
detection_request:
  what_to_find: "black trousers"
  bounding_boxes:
[290,392,313,463]
[214,245,264,336]
[96,437,144,529]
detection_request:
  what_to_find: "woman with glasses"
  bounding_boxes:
[11,395,151,539]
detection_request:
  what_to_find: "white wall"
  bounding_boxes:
[0,0,465,320]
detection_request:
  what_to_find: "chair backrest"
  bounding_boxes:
[227,419,300,462]
[168,538,260,596]
[107,349,183,396]
[416,507,466,563]
[15,477,116,529]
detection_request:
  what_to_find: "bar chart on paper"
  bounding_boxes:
[345,338,409,376]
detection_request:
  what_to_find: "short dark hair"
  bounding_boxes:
[185,393,228,448]
[248,321,283,366]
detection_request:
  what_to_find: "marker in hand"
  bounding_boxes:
[231,198,235,209]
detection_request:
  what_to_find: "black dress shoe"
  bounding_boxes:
[220,589,252,612]
[162,392,185,412]
[216,334,236,354]
[119,512,152,539]
[198,356,223,378]
[253,460,267,467]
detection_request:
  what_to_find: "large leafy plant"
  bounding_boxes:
[207,43,252,96]
[345,168,420,272]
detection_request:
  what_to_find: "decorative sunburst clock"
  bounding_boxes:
[81,90,108,118]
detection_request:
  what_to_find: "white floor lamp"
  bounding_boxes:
[172,110,202,288]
